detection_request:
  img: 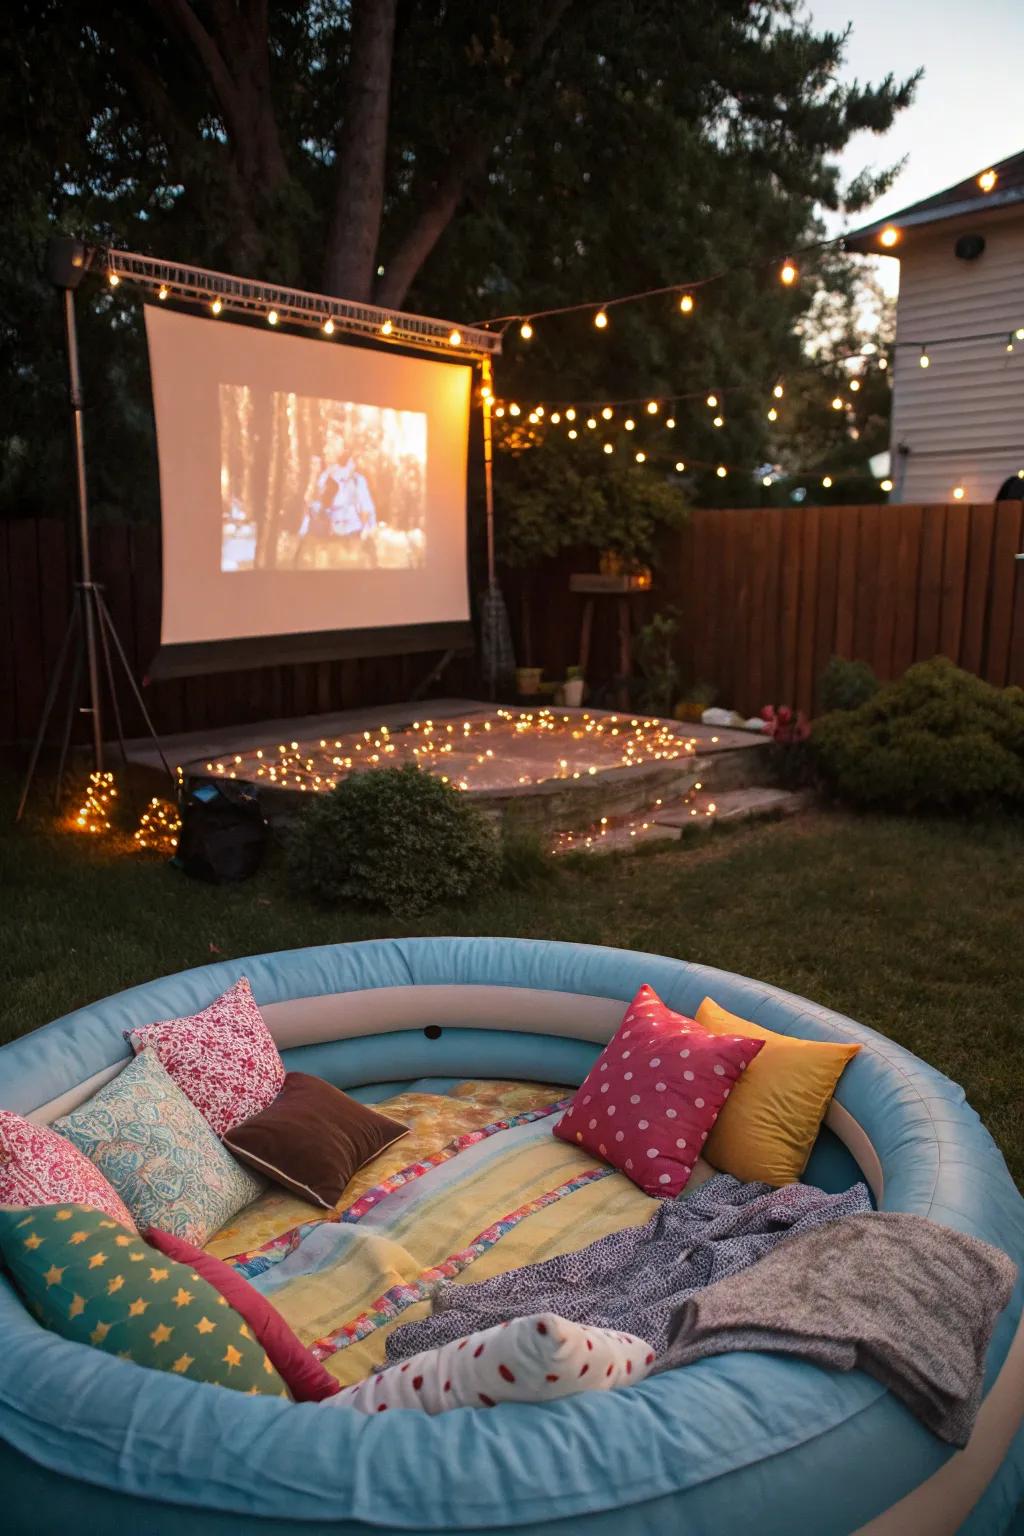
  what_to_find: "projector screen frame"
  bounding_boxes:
[144,298,483,678]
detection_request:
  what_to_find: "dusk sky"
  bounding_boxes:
[809,0,1024,291]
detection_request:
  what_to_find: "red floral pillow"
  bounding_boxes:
[0,1110,136,1229]
[553,985,764,1197]
[124,977,285,1139]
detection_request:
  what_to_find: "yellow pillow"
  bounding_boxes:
[698,996,861,1186]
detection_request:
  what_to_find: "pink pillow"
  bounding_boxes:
[553,984,764,1196]
[124,977,285,1138]
[145,1226,340,1402]
[0,1110,136,1230]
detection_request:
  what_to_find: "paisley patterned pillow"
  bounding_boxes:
[124,976,285,1138]
[0,1111,136,1230]
[53,1050,264,1246]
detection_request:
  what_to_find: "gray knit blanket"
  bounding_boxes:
[657,1210,1018,1446]
[385,1172,872,1362]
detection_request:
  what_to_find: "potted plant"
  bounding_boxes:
[563,665,585,708]
[516,666,543,697]
[674,681,718,724]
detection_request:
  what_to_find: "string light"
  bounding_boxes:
[549,411,560,423]
[108,272,120,287]
[666,416,676,428]
[210,298,223,315]
[767,407,778,421]
[480,383,493,401]
[849,378,861,392]
[712,415,724,428]
[603,442,614,454]
[773,383,784,399]
[594,308,609,329]
[322,317,335,335]
[133,797,182,854]
[675,461,686,472]
[878,356,888,370]
[380,319,393,336]
[953,485,966,500]
[509,403,521,416]
[831,396,844,410]
[267,308,279,325]
[978,169,997,193]
[762,475,773,487]
[706,394,718,409]
[634,451,646,463]
[565,408,576,421]
[780,260,798,285]
[528,411,540,423]
[879,226,900,248]
[624,417,636,431]
[822,475,833,489]
[157,284,169,301]
[1016,328,1024,341]
[568,428,578,439]
[880,478,893,492]
[601,406,613,420]
[716,465,727,478]
[678,293,695,315]
[495,405,505,418]
[919,347,930,369]
[646,401,659,414]
[519,320,534,340]
[448,328,462,346]
[71,771,117,835]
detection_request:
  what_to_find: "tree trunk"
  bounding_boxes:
[324,0,398,300]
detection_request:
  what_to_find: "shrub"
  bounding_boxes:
[812,657,1024,813]
[285,764,501,917]
[820,656,879,715]
[634,609,680,717]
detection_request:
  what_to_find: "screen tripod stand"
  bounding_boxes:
[15,238,173,822]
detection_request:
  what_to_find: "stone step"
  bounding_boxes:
[654,786,811,829]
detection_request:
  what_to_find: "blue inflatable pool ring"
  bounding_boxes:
[0,938,1021,1535]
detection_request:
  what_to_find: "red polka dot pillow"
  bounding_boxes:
[124,977,285,1139]
[328,1313,654,1414]
[553,984,764,1196]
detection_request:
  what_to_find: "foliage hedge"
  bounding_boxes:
[812,657,1024,813]
[819,655,879,715]
[286,763,501,917]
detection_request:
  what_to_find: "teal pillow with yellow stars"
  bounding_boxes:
[0,1203,289,1397]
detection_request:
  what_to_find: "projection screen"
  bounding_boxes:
[144,305,473,676]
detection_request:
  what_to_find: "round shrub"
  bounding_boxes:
[819,656,879,715]
[812,657,1024,813]
[286,763,501,917]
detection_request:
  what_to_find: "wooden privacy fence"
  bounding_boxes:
[2,503,1023,748]
[676,501,1024,718]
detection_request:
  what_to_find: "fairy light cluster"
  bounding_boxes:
[549,780,720,855]
[133,797,182,854]
[197,709,702,798]
[71,770,117,834]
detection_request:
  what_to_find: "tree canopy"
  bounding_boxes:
[0,0,916,524]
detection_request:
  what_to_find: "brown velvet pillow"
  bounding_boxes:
[223,1072,409,1209]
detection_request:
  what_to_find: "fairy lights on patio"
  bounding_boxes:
[133,797,182,853]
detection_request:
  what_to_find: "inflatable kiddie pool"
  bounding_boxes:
[1,938,1022,1535]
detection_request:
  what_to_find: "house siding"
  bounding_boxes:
[889,209,1024,502]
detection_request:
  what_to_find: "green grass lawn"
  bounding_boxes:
[2,772,1022,1186]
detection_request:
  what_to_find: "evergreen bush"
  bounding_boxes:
[812,658,1024,812]
[819,656,879,715]
[286,764,501,917]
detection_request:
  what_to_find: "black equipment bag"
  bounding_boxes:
[174,780,269,884]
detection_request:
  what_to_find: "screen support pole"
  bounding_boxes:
[481,356,496,591]
[64,286,105,772]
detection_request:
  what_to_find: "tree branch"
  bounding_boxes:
[374,0,575,310]
[323,0,398,300]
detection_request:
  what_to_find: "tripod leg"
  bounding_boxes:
[95,589,175,785]
[94,589,130,773]
[54,643,84,811]
[15,597,80,822]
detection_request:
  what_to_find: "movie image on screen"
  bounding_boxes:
[220,388,428,573]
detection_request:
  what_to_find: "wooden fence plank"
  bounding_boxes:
[834,506,860,659]
[744,510,770,714]
[794,505,820,717]
[851,506,879,667]
[986,503,1024,686]
[890,504,923,678]
[778,509,802,709]
[915,506,947,662]
[939,502,970,664]
[812,505,841,706]
[760,508,784,706]
[871,509,899,680]
[960,503,996,677]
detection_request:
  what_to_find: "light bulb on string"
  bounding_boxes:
[624,417,635,431]
[1016,328,1024,341]
[594,308,609,329]
[603,442,614,454]
[716,465,727,478]
[267,309,279,326]
[849,378,861,392]
[679,293,695,314]
[773,383,784,399]
[509,402,521,416]
[448,328,462,346]
[878,356,888,371]
[780,260,798,285]
[495,406,505,418]
[587,416,597,429]
[322,316,335,335]
[767,407,778,422]
[535,405,545,417]
[666,416,676,428]
[822,475,833,489]
[380,319,393,336]
[601,406,613,420]
[880,478,893,493]
[635,451,646,463]
[713,415,724,428]
[675,461,686,473]
[952,484,965,500]
[568,428,578,439]
[158,284,169,301]
[519,319,534,340]
[646,401,659,415]
[480,383,493,401]
[831,396,844,410]
[550,411,561,424]
[879,226,900,248]
[108,271,120,287]
[762,475,773,487]
[919,347,930,369]
[565,408,576,421]
[528,411,539,424]
[978,169,997,193]
[706,394,718,409]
